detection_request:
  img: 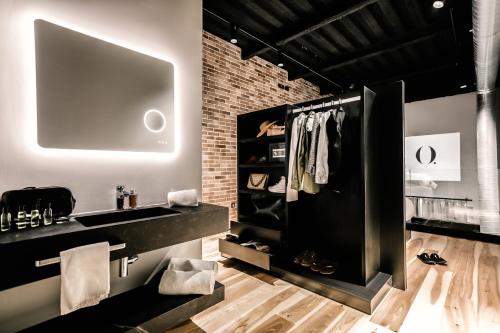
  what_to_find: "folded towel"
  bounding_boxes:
[158,270,216,295]
[167,189,198,207]
[167,258,218,273]
[60,242,110,315]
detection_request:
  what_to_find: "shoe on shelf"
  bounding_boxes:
[224,234,239,243]
[300,251,318,267]
[257,156,268,163]
[240,241,271,253]
[293,250,309,264]
[268,176,286,193]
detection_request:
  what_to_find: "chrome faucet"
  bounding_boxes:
[116,185,129,209]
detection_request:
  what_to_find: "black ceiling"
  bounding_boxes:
[203,0,479,102]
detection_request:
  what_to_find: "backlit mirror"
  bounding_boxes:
[34,19,174,153]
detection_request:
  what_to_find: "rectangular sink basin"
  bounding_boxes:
[75,207,180,227]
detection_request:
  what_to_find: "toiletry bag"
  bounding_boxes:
[0,186,76,218]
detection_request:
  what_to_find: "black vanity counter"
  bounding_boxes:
[0,203,229,291]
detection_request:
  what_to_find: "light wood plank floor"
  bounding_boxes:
[166,232,500,333]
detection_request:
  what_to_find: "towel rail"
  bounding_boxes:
[35,243,126,267]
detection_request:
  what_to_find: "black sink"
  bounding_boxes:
[75,206,180,227]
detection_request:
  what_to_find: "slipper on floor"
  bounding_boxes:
[417,253,435,265]
[430,253,447,265]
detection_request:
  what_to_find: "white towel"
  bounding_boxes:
[158,270,216,295]
[167,258,218,273]
[158,258,218,295]
[167,189,198,207]
[60,242,110,315]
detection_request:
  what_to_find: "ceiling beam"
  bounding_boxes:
[290,25,449,81]
[366,62,456,86]
[242,0,380,60]
[203,8,344,90]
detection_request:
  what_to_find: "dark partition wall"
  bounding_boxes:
[371,81,406,290]
[286,87,397,286]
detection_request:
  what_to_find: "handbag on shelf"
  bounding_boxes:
[247,173,269,190]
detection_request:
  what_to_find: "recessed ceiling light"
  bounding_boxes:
[277,62,284,67]
[230,24,238,44]
[433,1,444,9]
[460,84,467,89]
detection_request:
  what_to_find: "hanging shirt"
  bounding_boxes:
[315,110,332,184]
[291,113,307,192]
[301,112,320,194]
[305,113,320,175]
[286,114,305,202]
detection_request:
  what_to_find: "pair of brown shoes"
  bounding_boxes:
[311,259,337,275]
[293,251,337,275]
[293,250,317,267]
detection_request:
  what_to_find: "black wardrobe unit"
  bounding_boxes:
[220,84,406,314]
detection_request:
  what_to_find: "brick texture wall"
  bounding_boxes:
[202,31,322,219]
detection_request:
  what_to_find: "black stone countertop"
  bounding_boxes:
[0,203,229,291]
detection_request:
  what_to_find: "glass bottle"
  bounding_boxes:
[30,199,41,227]
[1,207,11,232]
[43,202,53,226]
[17,205,27,230]
[129,189,138,209]
[116,185,125,210]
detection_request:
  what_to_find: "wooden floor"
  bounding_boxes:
[166,232,500,333]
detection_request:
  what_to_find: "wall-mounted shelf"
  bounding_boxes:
[238,135,284,144]
[239,163,284,168]
[239,189,285,197]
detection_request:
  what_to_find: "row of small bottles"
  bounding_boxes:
[0,199,57,232]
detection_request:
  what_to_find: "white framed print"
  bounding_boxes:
[405,132,461,181]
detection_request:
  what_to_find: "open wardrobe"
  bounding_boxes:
[220,83,406,314]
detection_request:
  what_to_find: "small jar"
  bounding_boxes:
[129,189,138,209]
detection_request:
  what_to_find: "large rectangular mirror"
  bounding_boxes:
[34,19,174,153]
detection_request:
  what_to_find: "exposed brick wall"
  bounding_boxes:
[202,31,322,219]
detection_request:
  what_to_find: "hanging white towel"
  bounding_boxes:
[60,242,110,315]
[167,189,199,207]
[158,270,216,295]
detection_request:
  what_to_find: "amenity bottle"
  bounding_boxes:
[1,207,11,232]
[30,199,41,227]
[17,205,27,230]
[43,202,53,226]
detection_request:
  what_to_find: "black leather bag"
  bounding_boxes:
[0,186,76,218]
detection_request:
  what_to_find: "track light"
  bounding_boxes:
[277,52,284,68]
[230,24,238,44]
[433,1,444,9]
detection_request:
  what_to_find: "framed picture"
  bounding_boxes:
[269,143,286,162]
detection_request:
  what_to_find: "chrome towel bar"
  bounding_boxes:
[35,243,126,267]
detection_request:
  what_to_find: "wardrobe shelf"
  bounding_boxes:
[239,163,285,168]
[238,135,284,144]
[233,217,285,231]
[239,189,285,197]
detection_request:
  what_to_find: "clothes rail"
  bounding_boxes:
[292,96,361,113]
